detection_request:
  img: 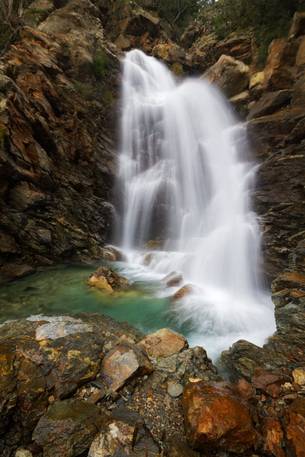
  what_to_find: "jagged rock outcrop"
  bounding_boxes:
[0,0,120,282]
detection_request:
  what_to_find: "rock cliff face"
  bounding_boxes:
[0,0,120,282]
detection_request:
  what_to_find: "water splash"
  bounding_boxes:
[116,49,275,358]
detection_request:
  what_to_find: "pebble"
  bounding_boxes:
[167,382,183,398]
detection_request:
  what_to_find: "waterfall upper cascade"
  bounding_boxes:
[116,49,275,358]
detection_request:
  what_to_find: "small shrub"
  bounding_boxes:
[92,50,111,81]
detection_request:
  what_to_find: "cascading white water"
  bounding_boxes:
[117,49,275,358]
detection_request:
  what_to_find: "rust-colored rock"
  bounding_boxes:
[138,328,188,358]
[172,284,194,301]
[88,267,129,293]
[183,381,257,453]
[263,417,285,457]
[286,398,305,457]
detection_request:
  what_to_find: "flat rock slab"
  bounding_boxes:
[138,328,188,358]
[101,343,153,391]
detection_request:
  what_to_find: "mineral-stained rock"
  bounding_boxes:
[203,55,250,98]
[292,368,305,386]
[33,399,103,457]
[183,381,257,453]
[101,343,153,391]
[138,328,188,358]
[263,38,297,90]
[88,267,129,293]
[285,398,305,457]
[263,417,285,457]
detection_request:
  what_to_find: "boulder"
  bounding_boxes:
[33,399,103,457]
[88,409,160,457]
[263,38,297,90]
[101,343,153,391]
[88,267,129,293]
[171,284,194,301]
[101,245,126,262]
[162,272,183,287]
[203,55,250,98]
[138,328,188,358]
[183,381,257,453]
[248,90,292,119]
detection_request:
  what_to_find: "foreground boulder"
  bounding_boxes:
[183,381,257,453]
[33,399,103,457]
[138,328,188,358]
[101,343,153,391]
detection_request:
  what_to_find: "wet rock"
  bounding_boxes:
[171,284,194,301]
[88,267,129,293]
[162,272,183,287]
[183,381,257,453]
[0,264,36,282]
[33,399,103,457]
[138,328,188,358]
[203,55,250,98]
[248,90,292,120]
[263,418,285,457]
[101,245,126,262]
[101,343,153,392]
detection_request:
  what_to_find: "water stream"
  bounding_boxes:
[116,49,276,358]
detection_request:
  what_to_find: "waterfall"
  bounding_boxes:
[116,49,275,358]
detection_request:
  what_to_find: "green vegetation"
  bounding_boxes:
[92,50,112,81]
[196,0,305,65]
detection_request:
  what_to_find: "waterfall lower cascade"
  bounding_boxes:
[116,49,275,358]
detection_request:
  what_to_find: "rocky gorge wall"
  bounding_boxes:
[0,0,120,283]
